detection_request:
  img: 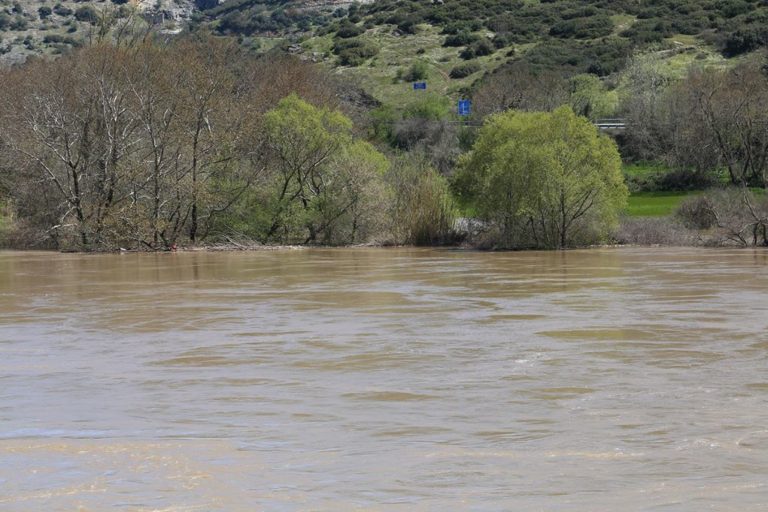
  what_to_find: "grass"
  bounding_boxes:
[623,162,668,179]
[625,191,699,217]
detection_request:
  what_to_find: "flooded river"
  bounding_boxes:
[1,247,767,511]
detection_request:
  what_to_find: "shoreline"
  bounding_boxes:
[1,241,766,255]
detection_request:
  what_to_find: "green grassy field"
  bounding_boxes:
[622,162,669,180]
[625,191,698,217]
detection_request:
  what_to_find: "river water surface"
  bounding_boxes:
[1,248,768,511]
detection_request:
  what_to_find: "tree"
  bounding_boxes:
[0,41,264,250]
[568,73,617,121]
[619,54,721,188]
[454,106,628,249]
[471,62,568,119]
[683,63,768,188]
[261,94,388,244]
[0,45,141,249]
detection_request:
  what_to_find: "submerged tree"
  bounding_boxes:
[454,106,627,249]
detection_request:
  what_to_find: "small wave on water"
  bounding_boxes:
[0,428,115,440]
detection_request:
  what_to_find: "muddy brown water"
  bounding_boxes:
[1,247,767,511]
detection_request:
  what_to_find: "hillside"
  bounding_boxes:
[1,0,766,101]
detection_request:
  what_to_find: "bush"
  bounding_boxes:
[449,62,480,78]
[333,38,378,66]
[53,4,73,16]
[722,28,767,56]
[676,195,717,229]
[38,6,52,19]
[336,21,363,38]
[444,31,478,47]
[677,188,768,246]
[74,5,98,23]
[549,15,614,39]
[401,60,428,82]
[386,157,458,245]
[337,45,378,66]
[615,217,696,246]
[10,16,28,31]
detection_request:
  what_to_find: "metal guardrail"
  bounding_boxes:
[594,119,626,130]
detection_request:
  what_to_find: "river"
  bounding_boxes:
[1,247,767,511]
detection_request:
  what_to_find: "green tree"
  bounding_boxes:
[454,106,628,249]
[262,94,388,244]
[568,74,617,121]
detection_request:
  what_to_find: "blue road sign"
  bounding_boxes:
[413,82,427,90]
[458,99,472,116]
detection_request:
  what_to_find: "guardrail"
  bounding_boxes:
[594,119,626,130]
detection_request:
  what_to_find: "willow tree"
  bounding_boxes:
[454,106,627,249]
[262,94,389,244]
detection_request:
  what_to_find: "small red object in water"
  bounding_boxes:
[170,243,177,252]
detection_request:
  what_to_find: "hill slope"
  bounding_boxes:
[2,0,765,103]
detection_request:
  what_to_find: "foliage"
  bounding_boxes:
[624,61,768,188]
[449,62,481,79]
[454,106,628,248]
[676,187,768,246]
[0,40,352,250]
[459,38,494,60]
[385,156,457,245]
[401,60,428,82]
[74,5,98,23]
[568,74,618,121]
[333,38,379,66]
[260,94,389,244]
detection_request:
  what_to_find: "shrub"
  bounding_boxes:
[444,31,478,47]
[449,62,480,78]
[615,217,696,246]
[385,157,458,245]
[53,4,73,16]
[337,44,378,66]
[549,15,613,39]
[74,5,98,23]
[333,38,378,66]
[10,16,28,31]
[401,60,428,82]
[722,28,767,56]
[676,195,717,230]
[336,21,363,38]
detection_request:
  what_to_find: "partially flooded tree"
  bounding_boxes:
[262,94,388,244]
[454,106,628,249]
[0,45,141,248]
[0,41,270,250]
